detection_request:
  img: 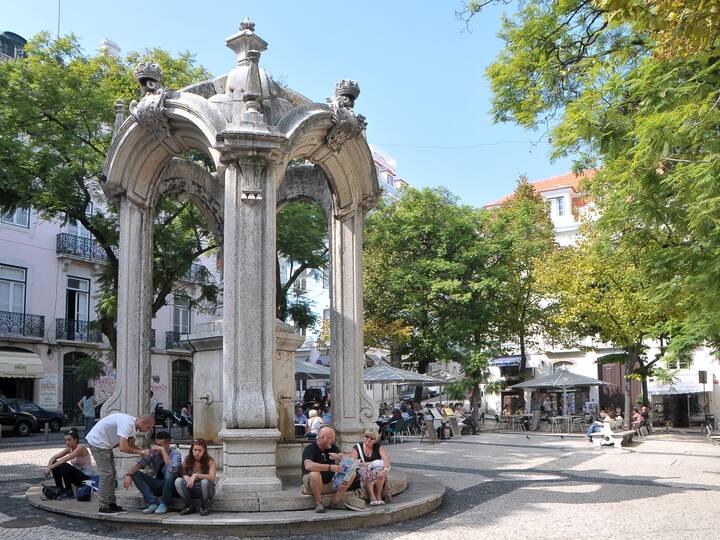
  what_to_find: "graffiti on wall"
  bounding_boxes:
[93,360,117,403]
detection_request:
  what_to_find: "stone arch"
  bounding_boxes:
[151,157,224,238]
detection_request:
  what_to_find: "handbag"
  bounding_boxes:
[76,484,92,502]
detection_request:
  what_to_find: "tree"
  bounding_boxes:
[486,176,557,376]
[364,187,509,414]
[0,33,217,368]
[536,226,671,423]
[465,0,720,363]
[275,200,328,331]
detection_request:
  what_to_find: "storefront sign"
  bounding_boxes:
[38,373,58,409]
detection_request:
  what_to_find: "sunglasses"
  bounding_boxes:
[364,434,377,440]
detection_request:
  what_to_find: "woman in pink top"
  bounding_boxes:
[44,428,94,499]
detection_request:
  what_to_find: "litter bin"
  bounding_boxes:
[705,414,715,431]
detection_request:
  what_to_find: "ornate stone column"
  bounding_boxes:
[101,196,154,419]
[100,196,154,472]
[330,206,375,450]
[219,157,283,492]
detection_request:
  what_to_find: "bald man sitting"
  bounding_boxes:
[86,412,155,515]
[301,426,365,512]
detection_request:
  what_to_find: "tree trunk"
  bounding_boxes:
[470,384,480,429]
[624,349,639,428]
[519,332,527,378]
[641,373,649,408]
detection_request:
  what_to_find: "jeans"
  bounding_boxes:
[51,463,90,491]
[174,477,215,507]
[89,446,116,507]
[84,416,95,437]
[587,423,601,440]
[132,470,177,506]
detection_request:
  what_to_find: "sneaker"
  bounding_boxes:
[369,499,382,506]
[154,503,167,515]
[108,503,126,513]
[343,496,368,512]
[57,489,74,501]
[199,506,209,516]
[142,503,158,514]
[179,506,195,516]
[98,506,125,515]
[314,503,326,513]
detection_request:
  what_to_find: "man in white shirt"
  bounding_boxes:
[86,412,155,514]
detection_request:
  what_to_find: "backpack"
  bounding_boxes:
[76,484,92,502]
[41,484,61,500]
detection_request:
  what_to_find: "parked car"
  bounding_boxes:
[6,399,64,432]
[0,398,39,436]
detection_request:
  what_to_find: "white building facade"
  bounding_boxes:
[0,206,218,425]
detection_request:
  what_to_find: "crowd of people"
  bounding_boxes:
[43,386,404,516]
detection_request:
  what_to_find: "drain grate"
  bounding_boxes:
[1,517,50,529]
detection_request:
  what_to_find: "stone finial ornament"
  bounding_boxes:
[129,62,171,141]
[240,17,256,32]
[326,79,367,152]
[133,62,164,94]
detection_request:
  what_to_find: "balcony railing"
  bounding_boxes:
[165,331,189,350]
[181,263,212,284]
[56,233,108,262]
[56,319,102,343]
[0,311,45,338]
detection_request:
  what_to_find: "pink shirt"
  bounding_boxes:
[69,447,93,473]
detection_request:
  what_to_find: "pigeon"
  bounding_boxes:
[560,434,565,440]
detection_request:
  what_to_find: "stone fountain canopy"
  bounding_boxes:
[98,17,381,498]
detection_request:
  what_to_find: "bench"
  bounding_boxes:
[592,429,634,448]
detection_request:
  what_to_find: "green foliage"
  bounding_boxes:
[73,353,106,381]
[487,176,557,373]
[471,0,720,358]
[276,200,328,328]
[0,33,214,352]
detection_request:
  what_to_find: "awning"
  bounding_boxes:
[294,359,330,380]
[511,370,609,390]
[363,365,444,385]
[648,372,709,396]
[0,351,44,379]
[490,356,522,367]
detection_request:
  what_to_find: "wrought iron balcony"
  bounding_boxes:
[165,330,189,350]
[56,319,102,343]
[0,311,45,338]
[56,233,108,262]
[181,263,212,284]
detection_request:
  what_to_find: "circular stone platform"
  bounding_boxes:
[26,472,445,537]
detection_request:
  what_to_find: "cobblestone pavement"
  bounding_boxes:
[2,431,720,539]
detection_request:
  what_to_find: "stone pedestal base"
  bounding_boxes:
[276,441,303,482]
[219,428,282,493]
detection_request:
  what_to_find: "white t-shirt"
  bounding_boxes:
[86,413,136,450]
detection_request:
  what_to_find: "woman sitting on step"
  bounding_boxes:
[174,439,217,516]
[349,428,392,506]
[44,428,94,499]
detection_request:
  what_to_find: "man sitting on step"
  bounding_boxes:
[301,426,366,513]
[123,430,182,515]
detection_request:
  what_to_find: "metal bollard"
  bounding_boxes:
[44,422,49,442]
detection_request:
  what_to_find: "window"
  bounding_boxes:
[548,196,565,217]
[173,294,191,335]
[553,361,573,372]
[66,203,93,238]
[66,276,90,322]
[322,268,330,289]
[1,208,30,228]
[0,264,26,313]
[666,355,690,370]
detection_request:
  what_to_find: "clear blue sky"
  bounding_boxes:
[4,0,574,207]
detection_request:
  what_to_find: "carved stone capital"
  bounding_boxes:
[237,159,266,202]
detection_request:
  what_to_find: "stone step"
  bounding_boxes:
[26,472,444,537]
